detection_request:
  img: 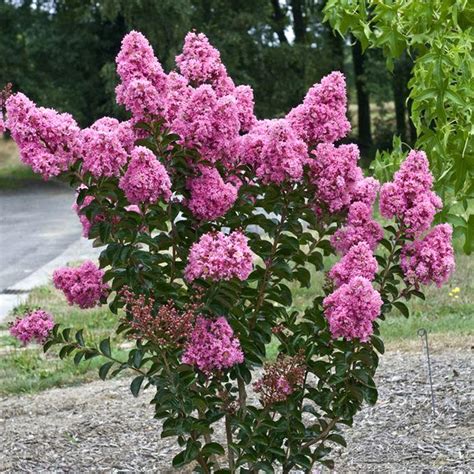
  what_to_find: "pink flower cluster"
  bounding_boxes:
[401,224,455,287]
[329,242,378,287]
[5,93,79,179]
[76,117,134,178]
[309,143,364,212]
[323,276,383,342]
[187,167,238,220]
[254,352,306,406]
[115,31,167,118]
[9,310,54,345]
[53,260,109,309]
[238,119,308,184]
[172,84,240,165]
[176,32,233,94]
[119,146,171,204]
[331,202,383,255]
[182,316,244,373]
[185,231,253,282]
[287,71,351,145]
[380,150,442,235]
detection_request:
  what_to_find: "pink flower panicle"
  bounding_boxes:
[119,146,171,204]
[185,230,253,282]
[176,32,234,95]
[309,143,363,212]
[323,276,383,342]
[5,93,79,179]
[329,242,378,287]
[254,352,306,406]
[379,150,442,235]
[287,71,351,145]
[232,85,256,132]
[186,167,238,221]
[182,316,244,373]
[122,290,195,348]
[115,31,167,118]
[77,117,132,178]
[238,119,308,184]
[172,84,240,165]
[9,310,54,345]
[351,177,380,207]
[331,202,383,255]
[401,224,455,287]
[53,260,109,309]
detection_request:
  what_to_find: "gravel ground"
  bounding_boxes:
[0,349,472,473]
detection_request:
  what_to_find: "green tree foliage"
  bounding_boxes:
[324,0,474,253]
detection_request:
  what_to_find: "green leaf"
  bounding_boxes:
[99,338,111,357]
[393,301,409,318]
[202,442,225,457]
[99,361,114,380]
[130,375,144,397]
[327,433,347,447]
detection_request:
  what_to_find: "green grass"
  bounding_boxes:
[265,253,474,359]
[0,286,128,395]
[0,139,39,189]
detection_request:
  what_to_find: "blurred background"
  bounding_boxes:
[0,0,416,162]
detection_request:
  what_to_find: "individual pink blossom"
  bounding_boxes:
[309,143,364,212]
[329,242,378,287]
[186,167,238,220]
[331,202,383,254]
[5,93,79,179]
[182,316,244,373]
[323,276,383,342]
[238,119,308,184]
[401,224,455,287]
[287,71,351,145]
[176,32,234,95]
[10,310,54,345]
[379,150,442,235]
[115,31,167,118]
[77,117,132,178]
[53,260,109,309]
[119,146,171,204]
[185,231,253,282]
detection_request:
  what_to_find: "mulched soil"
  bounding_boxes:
[1,349,472,473]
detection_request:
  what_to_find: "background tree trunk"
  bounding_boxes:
[351,37,372,153]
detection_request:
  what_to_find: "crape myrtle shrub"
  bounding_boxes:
[3,31,455,473]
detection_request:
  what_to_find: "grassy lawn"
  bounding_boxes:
[0,286,128,395]
[0,139,39,189]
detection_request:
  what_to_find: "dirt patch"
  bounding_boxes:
[1,350,472,472]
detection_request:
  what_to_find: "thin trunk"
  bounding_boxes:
[270,0,288,44]
[327,30,344,72]
[351,37,372,152]
[290,0,307,44]
[393,58,407,142]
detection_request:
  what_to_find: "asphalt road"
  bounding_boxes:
[0,181,81,291]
